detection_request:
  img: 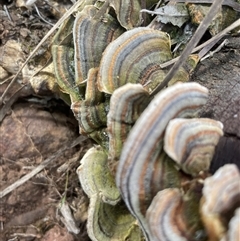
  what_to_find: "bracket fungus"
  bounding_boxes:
[77,146,120,204]
[97,27,199,95]
[201,164,240,241]
[164,118,224,176]
[146,188,204,241]
[77,146,144,240]
[71,68,110,149]
[224,208,240,241]
[73,5,124,84]
[116,82,209,240]
[107,83,151,172]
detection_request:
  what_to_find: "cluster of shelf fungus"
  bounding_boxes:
[32,0,240,240]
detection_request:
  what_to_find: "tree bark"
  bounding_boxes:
[191,35,240,172]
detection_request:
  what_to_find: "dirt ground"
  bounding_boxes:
[0,1,93,240]
[0,1,239,241]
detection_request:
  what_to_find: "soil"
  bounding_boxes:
[0,1,239,241]
[0,1,93,240]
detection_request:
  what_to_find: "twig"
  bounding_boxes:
[33,3,54,27]
[0,75,14,85]
[3,5,13,22]
[0,0,85,106]
[0,136,88,199]
[10,233,40,239]
[59,202,80,234]
[200,39,229,61]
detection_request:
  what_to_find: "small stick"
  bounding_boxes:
[3,5,13,22]
[151,0,224,96]
[0,136,88,199]
[200,39,229,61]
[0,0,85,106]
[33,3,55,27]
[10,233,40,239]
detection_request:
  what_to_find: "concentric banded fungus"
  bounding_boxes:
[73,5,124,84]
[148,151,187,195]
[201,164,240,241]
[107,83,150,171]
[87,195,144,241]
[51,14,82,102]
[97,26,200,95]
[107,0,142,30]
[116,82,209,240]
[77,146,143,240]
[101,0,159,30]
[52,45,81,101]
[146,188,204,241]
[225,208,240,241]
[77,146,120,204]
[97,27,172,94]
[71,68,107,134]
[164,118,224,176]
[71,68,110,149]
